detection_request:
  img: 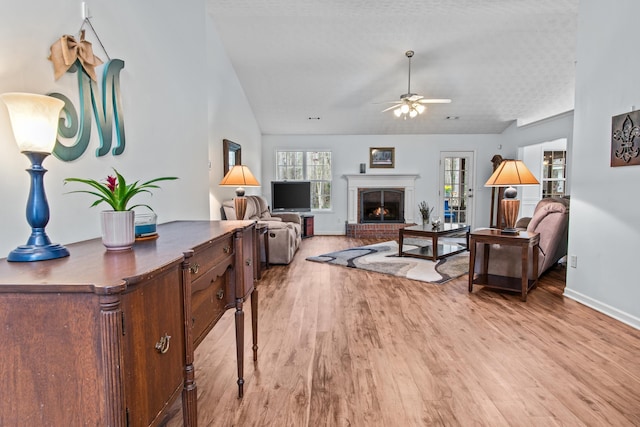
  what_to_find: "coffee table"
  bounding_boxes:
[398,223,470,262]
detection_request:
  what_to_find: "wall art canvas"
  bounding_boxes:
[611,110,640,167]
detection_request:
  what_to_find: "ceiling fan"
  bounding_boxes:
[381,50,451,119]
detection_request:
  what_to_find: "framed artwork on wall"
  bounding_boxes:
[223,139,242,175]
[369,147,395,168]
[611,111,640,166]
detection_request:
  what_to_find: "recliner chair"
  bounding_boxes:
[222,195,302,265]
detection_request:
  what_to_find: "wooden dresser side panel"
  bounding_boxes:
[121,265,185,427]
[241,226,255,299]
[0,292,107,425]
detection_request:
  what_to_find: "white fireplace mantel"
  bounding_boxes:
[343,174,420,224]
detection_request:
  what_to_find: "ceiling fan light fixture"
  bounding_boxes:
[382,50,452,120]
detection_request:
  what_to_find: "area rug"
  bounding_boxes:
[306,240,469,284]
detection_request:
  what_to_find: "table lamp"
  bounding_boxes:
[219,165,260,220]
[1,92,69,261]
[484,159,539,234]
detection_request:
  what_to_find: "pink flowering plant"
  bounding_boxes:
[64,168,178,211]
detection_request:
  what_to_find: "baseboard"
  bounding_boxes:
[313,231,346,236]
[563,288,640,330]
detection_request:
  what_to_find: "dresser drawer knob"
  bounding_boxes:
[245,258,252,266]
[223,246,231,254]
[189,263,200,274]
[216,288,224,300]
[155,334,171,354]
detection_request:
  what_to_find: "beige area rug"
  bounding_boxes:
[306,240,469,284]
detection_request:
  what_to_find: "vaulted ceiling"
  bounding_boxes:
[207,0,578,135]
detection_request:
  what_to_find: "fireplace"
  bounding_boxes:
[344,174,419,238]
[359,188,404,223]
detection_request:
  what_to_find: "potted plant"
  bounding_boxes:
[418,201,434,225]
[64,169,178,250]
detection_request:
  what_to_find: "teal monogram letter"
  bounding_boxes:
[51,59,126,161]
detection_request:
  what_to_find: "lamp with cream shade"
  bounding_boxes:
[1,92,69,261]
[219,165,260,220]
[484,159,539,234]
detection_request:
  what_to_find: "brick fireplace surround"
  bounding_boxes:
[344,174,419,239]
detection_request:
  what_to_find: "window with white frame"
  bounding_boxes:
[275,150,332,210]
[542,150,566,198]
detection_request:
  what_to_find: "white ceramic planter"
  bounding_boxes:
[100,210,135,251]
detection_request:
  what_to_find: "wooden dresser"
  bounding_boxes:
[0,220,255,426]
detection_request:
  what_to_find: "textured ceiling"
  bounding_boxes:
[207,0,578,135]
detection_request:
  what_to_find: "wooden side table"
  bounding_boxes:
[302,214,314,238]
[468,228,540,302]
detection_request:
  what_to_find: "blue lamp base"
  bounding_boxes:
[8,152,70,262]
[8,243,70,262]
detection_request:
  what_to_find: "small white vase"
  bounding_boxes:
[101,210,135,251]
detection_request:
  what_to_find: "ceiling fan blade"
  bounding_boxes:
[381,104,401,112]
[418,98,452,104]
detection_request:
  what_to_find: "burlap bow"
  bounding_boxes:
[48,30,103,81]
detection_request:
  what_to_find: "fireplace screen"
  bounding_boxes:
[360,189,404,223]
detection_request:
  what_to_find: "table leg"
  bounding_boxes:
[521,246,528,302]
[264,231,270,269]
[468,236,476,293]
[235,299,245,398]
[251,288,258,361]
[398,229,404,257]
[432,234,439,261]
[532,243,539,290]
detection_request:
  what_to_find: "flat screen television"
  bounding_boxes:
[271,181,311,212]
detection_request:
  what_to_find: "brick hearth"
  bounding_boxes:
[345,222,416,239]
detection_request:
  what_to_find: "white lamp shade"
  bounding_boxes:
[1,93,64,154]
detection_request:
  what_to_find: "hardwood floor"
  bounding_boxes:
[163,236,640,426]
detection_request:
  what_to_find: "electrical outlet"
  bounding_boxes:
[570,255,577,268]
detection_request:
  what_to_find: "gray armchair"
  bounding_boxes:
[474,197,570,279]
[223,195,302,265]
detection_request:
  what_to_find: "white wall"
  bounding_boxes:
[0,0,258,256]
[262,133,510,234]
[564,0,640,328]
[206,13,262,218]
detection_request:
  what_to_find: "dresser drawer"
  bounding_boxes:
[121,265,185,426]
[189,236,234,282]
[191,261,234,347]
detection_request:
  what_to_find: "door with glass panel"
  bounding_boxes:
[439,152,475,227]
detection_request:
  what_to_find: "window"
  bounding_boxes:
[276,150,332,210]
[542,150,566,198]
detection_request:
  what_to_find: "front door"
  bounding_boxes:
[439,151,475,227]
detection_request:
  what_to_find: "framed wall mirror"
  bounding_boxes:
[223,139,241,175]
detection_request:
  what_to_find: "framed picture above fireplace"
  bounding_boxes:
[369,147,395,169]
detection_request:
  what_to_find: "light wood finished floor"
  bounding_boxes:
[163,236,640,426]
